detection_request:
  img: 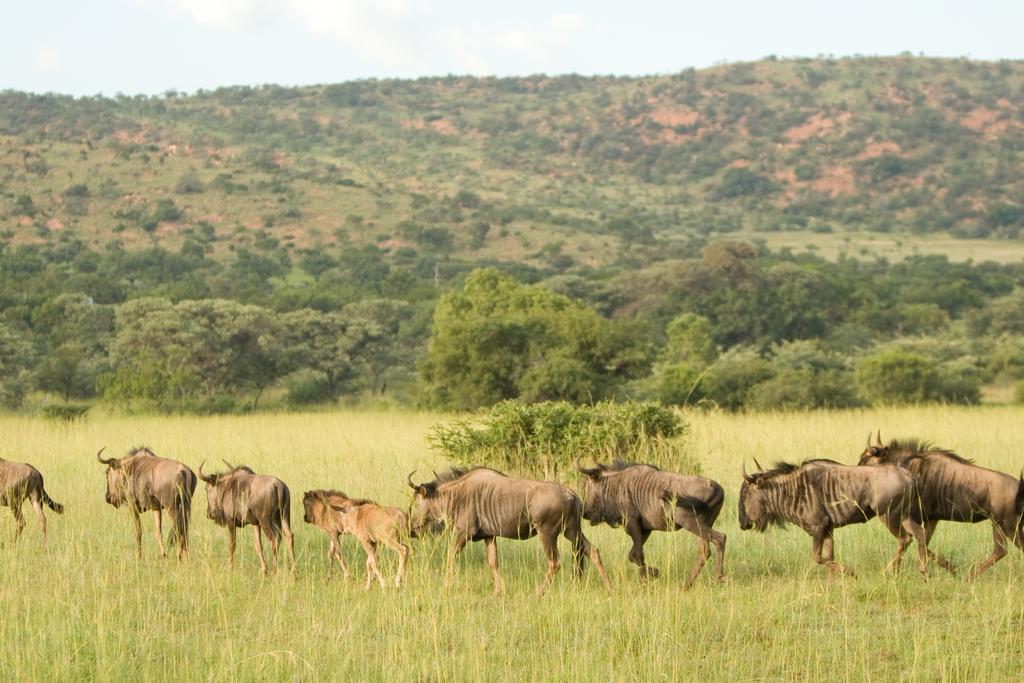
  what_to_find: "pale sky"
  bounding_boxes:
[2,0,1023,96]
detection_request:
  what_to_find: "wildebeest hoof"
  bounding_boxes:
[640,566,660,579]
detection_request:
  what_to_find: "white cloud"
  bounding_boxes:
[172,0,284,30]
[163,3,586,74]
[495,12,585,66]
[287,0,417,67]
[33,47,62,73]
[438,27,490,76]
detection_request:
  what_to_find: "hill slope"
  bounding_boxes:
[3,56,1024,270]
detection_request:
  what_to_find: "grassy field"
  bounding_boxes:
[0,407,1022,681]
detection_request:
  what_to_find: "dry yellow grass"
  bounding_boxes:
[0,407,1021,680]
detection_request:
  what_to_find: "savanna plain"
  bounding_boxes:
[1,407,1022,681]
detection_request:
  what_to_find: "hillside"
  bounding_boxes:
[3,56,1024,270]
[3,56,1024,412]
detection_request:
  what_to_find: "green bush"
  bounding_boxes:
[702,348,774,410]
[428,400,693,476]
[40,404,90,421]
[655,363,706,406]
[286,379,337,406]
[855,349,939,404]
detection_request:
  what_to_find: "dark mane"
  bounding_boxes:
[755,458,842,480]
[601,460,659,473]
[886,438,973,464]
[431,466,470,484]
[128,446,157,457]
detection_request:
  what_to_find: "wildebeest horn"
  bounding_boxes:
[875,430,883,446]
[866,432,873,448]
[742,462,755,483]
[197,460,215,484]
[406,470,418,490]
[96,447,116,466]
[753,457,764,472]
[222,459,234,471]
[575,456,601,476]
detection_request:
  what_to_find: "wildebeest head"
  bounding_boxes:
[737,459,770,532]
[96,447,129,507]
[575,458,611,523]
[858,431,889,465]
[302,490,322,524]
[197,460,252,524]
[406,470,450,538]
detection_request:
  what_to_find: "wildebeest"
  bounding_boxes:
[0,458,63,550]
[199,461,296,575]
[576,459,726,587]
[303,489,364,580]
[738,458,929,578]
[407,466,611,595]
[97,447,196,559]
[859,434,1024,578]
[330,497,410,590]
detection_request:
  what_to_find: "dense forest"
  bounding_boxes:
[2,56,1024,412]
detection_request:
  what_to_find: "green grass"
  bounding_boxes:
[1,407,1022,680]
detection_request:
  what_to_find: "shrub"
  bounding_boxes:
[286,378,336,406]
[702,348,774,410]
[655,363,706,406]
[40,404,90,421]
[855,349,939,404]
[428,400,693,476]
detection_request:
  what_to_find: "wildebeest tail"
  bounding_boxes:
[1016,472,1024,537]
[41,488,64,514]
[167,474,194,547]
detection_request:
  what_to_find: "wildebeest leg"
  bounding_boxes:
[564,523,612,590]
[531,532,560,596]
[479,536,504,595]
[380,536,409,588]
[11,503,26,544]
[444,534,468,587]
[625,520,656,578]
[678,515,718,588]
[152,510,166,558]
[265,520,281,574]
[252,525,269,575]
[227,525,237,566]
[822,532,854,578]
[130,509,142,559]
[968,522,1008,580]
[882,514,911,574]
[362,539,385,590]
[899,517,930,577]
[30,498,47,552]
[281,514,296,575]
[921,521,956,574]
[328,530,350,580]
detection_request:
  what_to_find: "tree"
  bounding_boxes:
[855,349,939,405]
[420,268,650,410]
[662,313,716,368]
[280,308,383,399]
[0,323,34,408]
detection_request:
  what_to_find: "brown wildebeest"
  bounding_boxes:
[199,461,296,575]
[407,466,611,596]
[97,447,196,560]
[859,433,1024,579]
[331,498,410,590]
[738,458,929,578]
[576,459,726,587]
[303,489,364,580]
[0,458,63,550]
